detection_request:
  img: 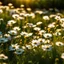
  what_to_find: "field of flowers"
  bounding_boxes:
[0,2,64,64]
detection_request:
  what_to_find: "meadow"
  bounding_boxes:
[0,2,64,64]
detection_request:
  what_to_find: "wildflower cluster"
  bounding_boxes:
[0,2,64,64]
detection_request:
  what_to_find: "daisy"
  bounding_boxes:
[38,38,45,44]
[34,27,41,31]
[26,23,34,28]
[4,34,11,40]
[9,9,16,15]
[43,33,52,38]
[9,44,19,51]
[36,21,42,25]
[38,30,46,35]
[25,33,33,37]
[53,32,61,36]
[0,38,8,43]
[49,14,56,18]
[19,17,24,20]
[13,35,21,39]
[13,27,20,31]
[20,31,27,36]
[31,39,40,47]
[29,13,35,18]
[61,53,64,59]
[43,16,49,20]
[44,39,51,44]
[26,8,31,11]
[60,18,64,23]
[0,9,3,13]
[12,14,20,19]
[25,44,32,49]
[41,44,52,51]
[7,20,16,26]
[14,48,24,55]
[60,22,64,28]
[48,23,55,28]
[8,3,13,6]
[56,42,64,46]
[0,18,3,21]
[0,54,8,60]
[8,30,17,35]
[20,4,24,8]
[4,34,11,38]
[55,15,61,20]
[35,10,43,14]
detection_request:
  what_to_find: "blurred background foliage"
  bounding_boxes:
[0,0,64,9]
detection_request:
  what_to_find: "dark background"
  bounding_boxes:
[0,0,64,9]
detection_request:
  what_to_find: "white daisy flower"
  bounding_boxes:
[25,44,32,49]
[55,15,61,20]
[31,39,40,47]
[4,34,11,40]
[26,23,34,28]
[20,4,24,8]
[43,33,52,38]
[36,21,42,25]
[0,54,8,60]
[38,38,45,43]
[14,48,24,55]
[26,8,31,11]
[13,27,20,31]
[43,16,49,20]
[41,44,52,51]
[56,42,64,46]
[0,9,3,13]
[0,38,8,43]
[49,14,56,18]
[8,3,13,6]
[34,27,41,31]
[48,23,55,28]
[20,31,27,36]
[7,20,16,26]
[35,10,43,14]
[61,53,64,59]
[60,18,64,23]
[53,32,61,36]
[25,33,33,37]
[60,22,64,28]
[9,44,19,51]
[8,30,17,35]
[38,30,46,35]
[12,14,20,19]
